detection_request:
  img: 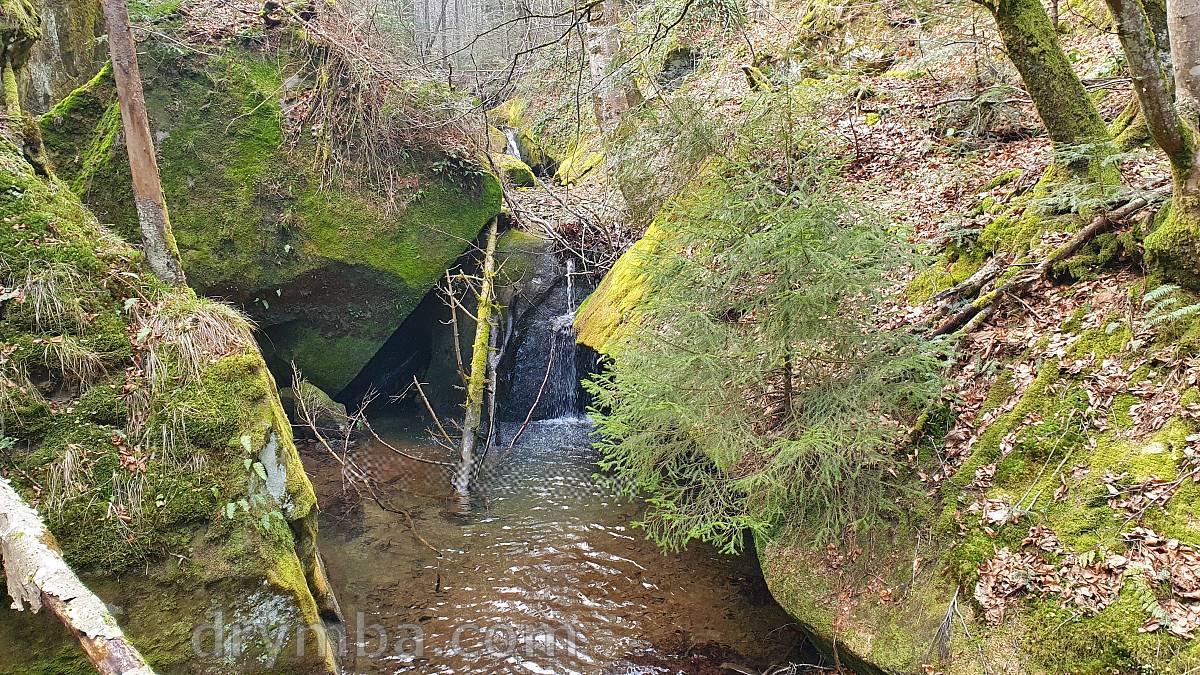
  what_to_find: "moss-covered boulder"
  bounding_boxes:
[574,217,665,352]
[495,153,536,187]
[39,43,501,398]
[0,136,339,672]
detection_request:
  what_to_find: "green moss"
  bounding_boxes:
[979,370,1016,415]
[488,97,529,128]
[72,383,127,427]
[0,0,41,68]
[554,140,605,186]
[575,219,666,352]
[1068,320,1131,358]
[40,62,115,187]
[496,228,549,285]
[1023,587,1177,672]
[907,250,985,304]
[983,168,1023,190]
[44,45,502,396]
[262,321,382,395]
[1146,203,1200,290]
[0,136,336,672]
[495,154,536,187]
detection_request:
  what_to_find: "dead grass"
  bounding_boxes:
[133,291,256,393]
[37,336,107,388]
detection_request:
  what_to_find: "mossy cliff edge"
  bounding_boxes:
[40,41,501,397]
[0,138,339,673]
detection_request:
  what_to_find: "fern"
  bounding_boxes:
[1142,283,1179,305]
[1143,284,1200,328]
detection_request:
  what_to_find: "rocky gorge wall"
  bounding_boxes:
[38,27,501,399]
[0,132,340,672]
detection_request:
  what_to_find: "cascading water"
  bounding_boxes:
[500,256,594,423]
[502,127,523,162]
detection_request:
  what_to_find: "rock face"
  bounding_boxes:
[0,136,339,673]
[40,43,501,399]
[18,0,106,113]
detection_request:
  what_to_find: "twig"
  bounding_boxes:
[411,376,457,448]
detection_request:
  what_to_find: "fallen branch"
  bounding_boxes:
[932,189,1168,337]
[926,254,1012,322]
[0,476,155,675]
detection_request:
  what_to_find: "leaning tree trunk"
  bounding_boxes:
[101,0,187,286]
[981,0,1113,175]
[0,477,156,674]
[454,218,499,497]
[585,0,642,131]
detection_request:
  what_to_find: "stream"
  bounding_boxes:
[306,414,811,674]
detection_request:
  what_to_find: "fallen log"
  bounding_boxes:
[0,476,155,675]
[932,188,1169,337]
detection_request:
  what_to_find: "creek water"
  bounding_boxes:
[307,414,811,674]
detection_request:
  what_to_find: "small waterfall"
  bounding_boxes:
[565,258,577,313]
[503,127,524,162]
[500,256,594,423]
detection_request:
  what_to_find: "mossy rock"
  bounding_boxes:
[487,97,529,128]
[0,0,42,69]
[0,137,337,672]
[554,138,604,186]
[753,313,1200,673]
[39,43,501,397]
[495,153,536,187]
[574,219,665,353]
[18,0,107,113]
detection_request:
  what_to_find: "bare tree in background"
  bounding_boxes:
[102,0,187,286]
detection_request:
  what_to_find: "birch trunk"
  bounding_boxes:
[101,0,187,286]
[454,218,499,496]
[0,477,156,675]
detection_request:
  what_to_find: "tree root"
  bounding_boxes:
[930,188,1169,337]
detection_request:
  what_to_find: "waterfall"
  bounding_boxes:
[500,256,594,423]
[503,127,524,163]
[565,258,577,313]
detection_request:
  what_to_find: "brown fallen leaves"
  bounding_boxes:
[976,526,1200,637]
[975,531,1126,625]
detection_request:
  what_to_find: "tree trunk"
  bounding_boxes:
[2,60,18,120]
[585,0,642,131]
[101,0,187,286]
[454,218,499,497]
[983,0,1111,171]
[1107,0,1200,285]
[1107,0,1189,164]
[0,477,156,675]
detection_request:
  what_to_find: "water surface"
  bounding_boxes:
[310,415,809,674]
